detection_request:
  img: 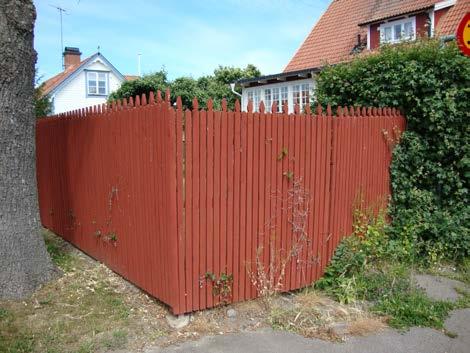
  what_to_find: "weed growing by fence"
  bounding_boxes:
[315,39,470,261]
[204,272,234,305]
[316,210,470,329]
[247,178,311,306]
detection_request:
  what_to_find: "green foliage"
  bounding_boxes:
[108,65,261,110]
[204,271,234,304]
[316,211,467,329]
[108,69,169,103]
[372,291,454,329]
[316,212,413,302]
[43,232,74,271]
[34,83,53,118]
[315,39,470,260]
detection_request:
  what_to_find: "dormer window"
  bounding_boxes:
[380,17,416,44]
[87,71,108,96]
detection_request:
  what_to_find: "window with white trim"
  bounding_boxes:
[264,88,272,112]
[380,17,415,44]
[253,90,261,112]
[280,86,288,112]
[246,89,262,112]
[293,84,311,112]
[270,86,288,112]
[301,84,310,111]
[87,71,108,95]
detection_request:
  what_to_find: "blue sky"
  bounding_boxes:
[34,0,329,82]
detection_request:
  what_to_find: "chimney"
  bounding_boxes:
[63,47,81,70]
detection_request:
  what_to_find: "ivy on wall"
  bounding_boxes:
[314,39,470,260]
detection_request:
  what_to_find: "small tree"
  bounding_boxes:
[314,39,470,260]
[34,83,53,117]
[109,64,261,110]
[108,69,168,103]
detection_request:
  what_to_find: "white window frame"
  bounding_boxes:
[292,83,311,112]
[279,86,288,112]
[247,89,261,112]
[379,16,416,44]
[86,71,108,96]
[242,78,314,114]
[264,88,272,112]
[269,86,288,113]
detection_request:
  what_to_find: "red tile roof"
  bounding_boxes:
[41,55,134,97]
[359,0,437,25]
[41,56,92,96]
[436,0,470,35]
[124,75,140,81]
[284,0,468,73]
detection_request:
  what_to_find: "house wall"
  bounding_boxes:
[51,60,123,114]
[415,12,430,37]
[434,7,449,30]
[370,23,380,49]
[241,78,315,114]
[369,12,431,50]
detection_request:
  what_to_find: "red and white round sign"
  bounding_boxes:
[456,13,470,57]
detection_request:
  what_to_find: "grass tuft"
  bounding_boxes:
[43,231,74,271]
[315,210,470,330]
[371,290,454,329]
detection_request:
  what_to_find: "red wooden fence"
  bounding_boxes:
[36,91,405,314]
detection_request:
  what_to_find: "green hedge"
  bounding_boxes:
[314,39,470,260]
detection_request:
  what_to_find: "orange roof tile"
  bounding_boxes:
[285,0,372,72]
[41,56,92,96]
[124,75,140,81]
[359,0,437,25]
[284,0,467,73]
[436,0,470,35]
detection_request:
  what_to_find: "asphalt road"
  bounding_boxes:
[148,308,470,353]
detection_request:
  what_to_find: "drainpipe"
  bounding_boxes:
[440,34,455,42]
[230,83,242,98]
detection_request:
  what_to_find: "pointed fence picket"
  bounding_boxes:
[36,92,405,314]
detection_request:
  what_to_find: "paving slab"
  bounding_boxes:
[444,309,470,353]
[412,274,469,302]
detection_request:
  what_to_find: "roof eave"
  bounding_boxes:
[358,6,434,26]
[47,52,125,96]
[236,67,321,87]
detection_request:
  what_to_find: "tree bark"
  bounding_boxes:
[0,0,55,298]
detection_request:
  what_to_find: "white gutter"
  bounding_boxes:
[230,83,242,98]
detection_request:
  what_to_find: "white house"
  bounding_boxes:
[41,47,136,115]
[236,0,461,114]
[238,71,316,114]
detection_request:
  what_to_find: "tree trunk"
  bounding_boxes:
[0,0,55,298]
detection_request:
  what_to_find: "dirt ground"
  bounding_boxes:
[0,231,384,353]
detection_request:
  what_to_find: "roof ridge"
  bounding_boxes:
[40,53,95,96]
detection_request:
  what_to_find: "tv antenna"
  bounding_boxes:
[49,4,68,69]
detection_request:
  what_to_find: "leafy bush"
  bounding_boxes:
[315,39,470,261]
[109,65,261,110]
[316,212,412,302]
[316,212,461,329]
[109,70,169,103]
